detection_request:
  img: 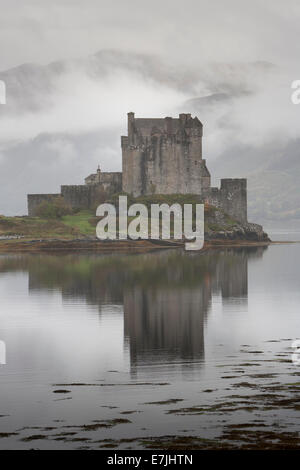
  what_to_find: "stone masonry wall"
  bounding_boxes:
[61,173,122,211]
[98,172,122,194]
[206,178,247,222]
[27,194,61,216]
[28,173,122,215]
[61,185,92,210]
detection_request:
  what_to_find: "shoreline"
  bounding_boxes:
[0,237,278,253]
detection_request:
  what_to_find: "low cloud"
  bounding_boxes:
[0,49,299,217]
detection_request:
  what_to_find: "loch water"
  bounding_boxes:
[0,238,300,449]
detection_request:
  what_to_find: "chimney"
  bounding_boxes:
[128,112,135,144]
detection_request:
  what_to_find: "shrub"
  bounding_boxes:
[72,207,81,214]
[35,197,72,219]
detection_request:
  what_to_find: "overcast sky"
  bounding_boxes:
[1,0,300,71]
[0,0,300,216]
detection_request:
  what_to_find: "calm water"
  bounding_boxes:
[0,241,300,449]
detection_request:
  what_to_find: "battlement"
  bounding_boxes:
[221,178,247,192]
[124,112,203,145]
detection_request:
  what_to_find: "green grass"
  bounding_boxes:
[0,210,100,239]
[0,215,80,238]
[62,210,95,236]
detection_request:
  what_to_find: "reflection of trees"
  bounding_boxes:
[0,246,267,365]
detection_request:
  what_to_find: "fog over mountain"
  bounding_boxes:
[0,1,300,223]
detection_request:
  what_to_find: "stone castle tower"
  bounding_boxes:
[122,112,211,196]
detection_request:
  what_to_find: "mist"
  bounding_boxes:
[0,1,300,220]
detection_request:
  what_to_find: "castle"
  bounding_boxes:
[27,112,247,222]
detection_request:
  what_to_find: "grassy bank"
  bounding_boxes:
[0,194,235,240]
[0,210,97,239]
[0,194,267,247]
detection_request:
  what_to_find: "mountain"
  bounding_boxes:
[0,50,298,223]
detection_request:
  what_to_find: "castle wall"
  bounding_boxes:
[61,185,92,210]
[27,194,61,216]
[206,178,247,222]
[98,172,122,194]
[27,173,122,216]
[85,171,122,191]
[61,174,122,210]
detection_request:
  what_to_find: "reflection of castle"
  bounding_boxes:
[2,247,266,368]
[212,248,248,299]
[124,285,209,364]
[123,248,253,366]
